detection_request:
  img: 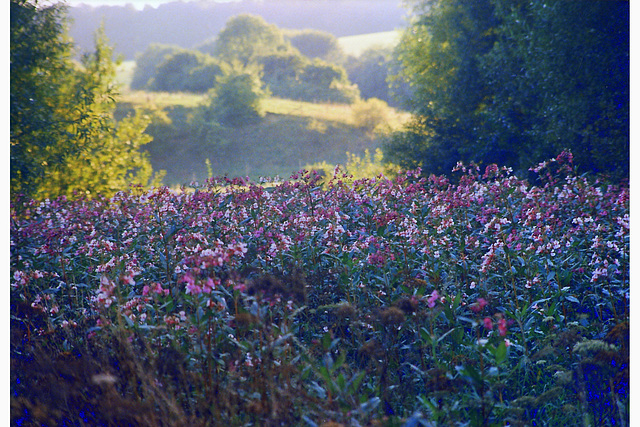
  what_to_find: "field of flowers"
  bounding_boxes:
[11,152,629,426]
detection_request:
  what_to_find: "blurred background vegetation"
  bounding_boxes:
[11,0,628,201]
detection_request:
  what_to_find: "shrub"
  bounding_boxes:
[351,97,390,134]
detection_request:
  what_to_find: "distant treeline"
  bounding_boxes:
[67,0,407,60]
[131,15,406,107]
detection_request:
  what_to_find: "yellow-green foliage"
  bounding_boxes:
[351,97,391,134]
[11,14,164,201]
[37,110,165,200]
[307,148,399,181]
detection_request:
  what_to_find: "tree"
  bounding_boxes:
[385,0,629,179]
[386,0,499,175]
[256,51,306,98]
[287,29,345,63]
[131,43,182,90]
[11,0,78,198]
[202,61,267,128]
[481,0,629,178]
[345,46,395,105]
[213,14,290,66]
[151,50,222,93]
[10,0,163,200]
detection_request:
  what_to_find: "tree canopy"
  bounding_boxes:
[10,0,163,201]
[213,14,290,66]
[385,0,629,180]
[286,29,345,63]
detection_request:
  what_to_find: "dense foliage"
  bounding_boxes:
[130,43,182,90]
[151,50,223,93]
[386,0,629,180]
[201,61,267,128]
[286,29,346,64]
[345,46,404,107]
[10,0,163,201]
[12,153,629,425]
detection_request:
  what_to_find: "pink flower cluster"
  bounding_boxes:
[10,157,629,341]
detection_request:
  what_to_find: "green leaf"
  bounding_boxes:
[336,372,346,391]
[565,295,580,303]
[349,371,366,394]
[420,327,433,344]
[333,352,346,372]
[494,341,507,365]
[321,331,332,351]
[459,364,484,386]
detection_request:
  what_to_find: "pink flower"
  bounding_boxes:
[202,277,216,293]
[427,290,439,308]
[498,317,508,336]
[185,282,202,295]
[483,317,493,330]
[470,298,488,313]
[181,273,195,285]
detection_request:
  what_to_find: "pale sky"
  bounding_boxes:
[64,0,237,10]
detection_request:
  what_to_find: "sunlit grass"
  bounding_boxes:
[119,90,207,108]
[264,97,410,129]
[337,30,402,57]
[117,90,410,129]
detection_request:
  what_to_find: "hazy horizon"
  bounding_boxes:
[63,0,237,11]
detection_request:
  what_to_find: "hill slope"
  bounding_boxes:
[68,0,407,59]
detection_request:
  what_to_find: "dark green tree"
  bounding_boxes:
[130,43,182,90]
[202,61,267,128]
[481,0,629,178]
[10,0,162,200]
[385,0,499,175]
[151,50,222,93]
[385,0,629,179]
[287,29,345,63]
[11,0,78,198]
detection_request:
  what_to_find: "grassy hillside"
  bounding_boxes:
[117,90,409,186]
[337,30,402,56]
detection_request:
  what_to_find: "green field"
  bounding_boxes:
[337,30,402,56]
[116,90,408,186]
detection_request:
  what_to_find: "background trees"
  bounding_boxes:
[202,62,267,128]
[130,43,181,90]
[10,0,163,200]
[151,50,223,93]
[385,0,500,176]
[481,0,629,178]
[213,14,290,66]
[133,14,360,104]
[385,0,629,180]
[286,29,345,63]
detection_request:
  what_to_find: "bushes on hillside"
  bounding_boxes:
[130,43,182,90]
[133,16,359,104]
[351,97,390,134]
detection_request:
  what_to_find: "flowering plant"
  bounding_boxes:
[11,153,628,425]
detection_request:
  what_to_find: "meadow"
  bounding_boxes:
[116,89,407,186]
[11,152,629,425]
